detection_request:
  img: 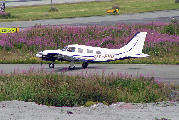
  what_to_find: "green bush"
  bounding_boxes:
[162,24,176,35]
[0,12,14,19]
[47,7,58,12]
[0,69,172,107]
[84,101,97,107]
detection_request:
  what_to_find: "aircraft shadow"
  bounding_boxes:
[46,66,104,73]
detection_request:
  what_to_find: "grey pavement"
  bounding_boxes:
[0,64,179,85]
[2,0,111,7]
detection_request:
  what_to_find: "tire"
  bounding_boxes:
[49,63,54,68]
[82,62,88,68]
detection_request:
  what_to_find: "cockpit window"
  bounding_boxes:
[67,47,76,52]
[87,49,93,53]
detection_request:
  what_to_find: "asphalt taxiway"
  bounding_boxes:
[0,64,178,84]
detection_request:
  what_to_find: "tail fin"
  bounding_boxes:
[120,32,147,54]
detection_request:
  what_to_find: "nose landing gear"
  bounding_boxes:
[82,62,88,68]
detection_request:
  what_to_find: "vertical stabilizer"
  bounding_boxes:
[119,32,147,54]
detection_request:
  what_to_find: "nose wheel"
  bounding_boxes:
[49,63,54,68]
[82,62,88,68]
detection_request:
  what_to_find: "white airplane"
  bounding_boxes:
[36,32,149,69]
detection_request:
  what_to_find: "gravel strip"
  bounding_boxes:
[0,100,179,120]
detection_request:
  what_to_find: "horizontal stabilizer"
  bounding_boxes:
[128,53,150,58]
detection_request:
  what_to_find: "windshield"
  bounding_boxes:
[61,46,68,51]
[67,47,76,52]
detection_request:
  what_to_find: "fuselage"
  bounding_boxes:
[36,44,149,63]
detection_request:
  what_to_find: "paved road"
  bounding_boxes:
[0,64,178,84]
[2,0,110,7]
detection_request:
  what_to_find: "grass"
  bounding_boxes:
[0,0,179,22]
[0,67,177,107]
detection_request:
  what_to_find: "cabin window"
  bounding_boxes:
[87,49,93,53]
[78,48,83,53]
[67,47,76,52]
[96,51,101,54]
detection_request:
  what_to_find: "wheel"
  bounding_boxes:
[82,62,88,68]
[49,63,54,68]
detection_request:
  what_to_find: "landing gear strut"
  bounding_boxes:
[82,62,88,68]
[69,61,75,70]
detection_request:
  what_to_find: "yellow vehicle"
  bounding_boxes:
[106,9,118,13]
[0,28,19,33]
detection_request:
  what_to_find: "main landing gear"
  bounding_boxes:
[68,61,89,70]
[48,61,89,69]
[69,61,75,70]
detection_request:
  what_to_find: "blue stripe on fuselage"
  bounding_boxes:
[82,56,94,57]
[73,55,80,56]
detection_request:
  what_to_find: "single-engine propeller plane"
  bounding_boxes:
[36,32,149,69]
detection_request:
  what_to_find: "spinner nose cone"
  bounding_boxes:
[36,53,42,58]
[36,51,43,58]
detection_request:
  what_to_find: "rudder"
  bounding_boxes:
[119,32,147,54]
